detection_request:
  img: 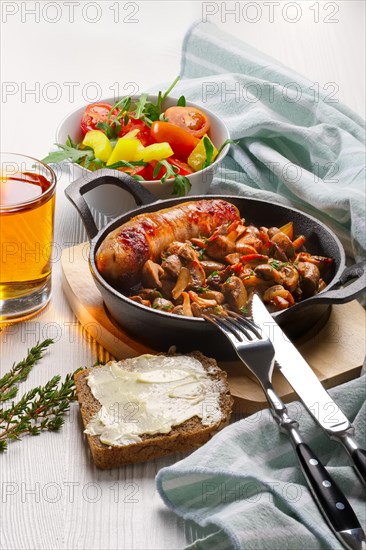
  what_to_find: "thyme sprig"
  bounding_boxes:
[0,341,81,452]
[0,339,53,403]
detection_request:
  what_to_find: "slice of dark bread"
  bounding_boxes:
[74,351,233,469]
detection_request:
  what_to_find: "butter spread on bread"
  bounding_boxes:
[85,354,225,446]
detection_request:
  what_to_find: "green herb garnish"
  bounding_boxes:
[197,286,209,294]
[135,76,181,127]
[107,159,147,171]
[269,260,281,270]
[152,160,192,196]
[133,93,149,120]
[216,138,238,157]
[172,175,191,197]
[153,159,175,183]
[269,260,289,271]
[202,136,214,169]
[42,143,93,165]
[177,95,186,107]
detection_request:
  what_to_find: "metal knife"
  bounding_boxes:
[251,296,366,487]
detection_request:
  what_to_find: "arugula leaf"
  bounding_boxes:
[152,160,191,196]
[96,121,112,139]
[143,102,161,126]
[202,136,214,169]
[153,160,177,182]
[107,160,147,170]
[177,95,186,107]
[42,150,74,164]
[138,77,181,127]
[65,135,77,148]
[83,157,105,171]
[96,119,121,140]
[217,138,238,157]
[108,97,131,123]
[133,93,149,120]
[42,143,93,165]
[162,76,180,100]
[172,175,191,197]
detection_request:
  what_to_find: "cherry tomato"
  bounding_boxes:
[119,118,154,147]
[150,121,199,161]
[146,158,193,181]
[80,103,119,134]
[164,106,210,138]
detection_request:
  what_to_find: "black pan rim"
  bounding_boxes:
[88,194,346,323]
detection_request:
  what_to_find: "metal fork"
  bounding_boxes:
[204,313,366,550]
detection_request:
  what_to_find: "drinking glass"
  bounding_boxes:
[0,153,57,322]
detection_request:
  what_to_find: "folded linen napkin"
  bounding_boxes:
[170,21,366,261]
[156,376,366,550]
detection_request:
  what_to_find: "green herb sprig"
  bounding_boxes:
[0,340,53,403]
[0,341,81,452]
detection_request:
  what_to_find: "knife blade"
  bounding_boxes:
[251,296,366,487]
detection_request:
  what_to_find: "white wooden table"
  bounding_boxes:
[1,2,365,548]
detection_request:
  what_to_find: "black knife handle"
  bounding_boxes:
[296,443,361,533]
[352,448,366,487]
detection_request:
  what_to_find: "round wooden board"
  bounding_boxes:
[61,243,365,413]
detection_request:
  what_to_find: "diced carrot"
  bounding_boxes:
[292,235,306,249]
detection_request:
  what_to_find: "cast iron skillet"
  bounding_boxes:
[65,170,365,359]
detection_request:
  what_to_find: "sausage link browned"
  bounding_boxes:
[96,199,240,288]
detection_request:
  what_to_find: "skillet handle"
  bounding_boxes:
[302,261,366,306]
[64,169,159,240]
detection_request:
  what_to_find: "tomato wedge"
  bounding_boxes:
[169,158,194,176]
[150,121,199,161]
[119,118,154,146]
[80,103,119,134]
[164,106,210,138]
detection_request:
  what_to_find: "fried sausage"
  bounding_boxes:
[96,199,240,288]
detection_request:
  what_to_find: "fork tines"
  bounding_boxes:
[203,312,262,342]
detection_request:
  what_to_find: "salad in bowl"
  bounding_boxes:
[44,78,232,211]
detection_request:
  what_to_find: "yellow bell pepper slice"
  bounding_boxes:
[106,138,142,165]
[82,130,112,162]
[121,129,140,140]
[187,135,218,172]
[135,142,174,163]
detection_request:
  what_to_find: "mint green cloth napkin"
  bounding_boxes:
[171,21,366,261]
[156,376,366,550]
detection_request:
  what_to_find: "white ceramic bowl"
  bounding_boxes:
[56,95,230,216]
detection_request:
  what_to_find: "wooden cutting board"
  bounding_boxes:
[61,243,365,413]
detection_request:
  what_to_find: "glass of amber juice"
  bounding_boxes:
[0,153,56,322]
